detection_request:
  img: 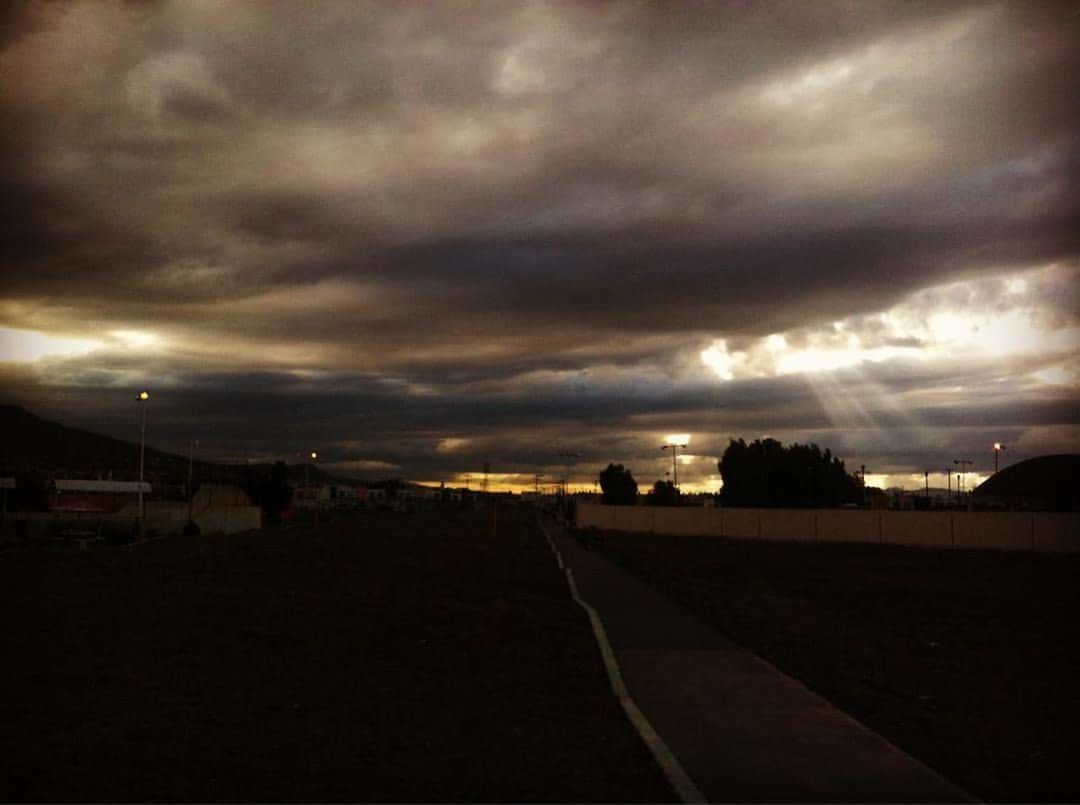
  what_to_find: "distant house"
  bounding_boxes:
[321,484,356,506]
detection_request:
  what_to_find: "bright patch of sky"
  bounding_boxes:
[702,264,1080,381]
[0,327,167,364]
[0,327,102,362]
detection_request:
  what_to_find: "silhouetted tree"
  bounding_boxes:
[718,438,861,508]
[647,479,681,506]
[599,463,638,505]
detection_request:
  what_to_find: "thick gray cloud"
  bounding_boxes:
[1,1,1077,489]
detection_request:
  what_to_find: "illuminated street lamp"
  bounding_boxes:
[662,436,689,490]
[993,442,1006,474]
[305,451,319,528]
[135,390,150,538]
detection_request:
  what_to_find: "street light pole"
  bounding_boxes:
[187,439,199,525]
[136,391,149,539]
[993,443,1006,474]
[662,442,687,489]
[953,459,973,499]
[309,451,319,529]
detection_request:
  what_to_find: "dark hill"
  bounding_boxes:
[0,404,355,488]
[974,454,1080,511]
[0,404,184,480]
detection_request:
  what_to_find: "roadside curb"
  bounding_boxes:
[539,518,706,804]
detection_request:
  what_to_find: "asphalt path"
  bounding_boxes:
[546,518,975,803]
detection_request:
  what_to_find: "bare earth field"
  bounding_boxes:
[0,508,673,802]
[594,528,1080,803]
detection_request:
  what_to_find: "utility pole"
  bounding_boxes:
[558,452,580,497]
[924,470,929,500]
[482,461,490,495]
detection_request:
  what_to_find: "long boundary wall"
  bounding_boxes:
[5,503,262,540]
[578,504,1079,553]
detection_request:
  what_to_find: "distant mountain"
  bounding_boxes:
[974,454,1080,511]
[0,404,357,487]
[0,404,181,479]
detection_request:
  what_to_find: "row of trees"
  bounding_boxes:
[598,438,862,508]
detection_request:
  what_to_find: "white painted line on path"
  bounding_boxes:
[539,518,706,804]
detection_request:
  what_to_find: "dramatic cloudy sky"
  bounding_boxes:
[1,1,1077,491]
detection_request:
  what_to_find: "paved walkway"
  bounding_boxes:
[546,520,974,803]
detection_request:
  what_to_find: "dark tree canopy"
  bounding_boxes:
[599,463,638,506]
[718,438,861,508]
[647,479,681,507]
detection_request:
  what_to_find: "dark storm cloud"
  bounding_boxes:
[1,1,1078,484]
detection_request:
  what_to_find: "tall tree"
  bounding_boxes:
[718,438,861,508]
[599,463,638,506]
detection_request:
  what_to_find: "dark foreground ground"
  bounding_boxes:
[0,508,673,802]
[594,529,1080,803]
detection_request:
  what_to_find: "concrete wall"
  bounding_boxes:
[1034,513,1079,553]
[577,503,1079,553]
[4,502,264,539]
[722,508,760,539]
[881,511,954,549]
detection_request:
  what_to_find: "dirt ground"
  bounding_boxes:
[0,507,673,803]
[594,529,1080,803]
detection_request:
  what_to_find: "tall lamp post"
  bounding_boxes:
[186,439,199,525]
[306,451,318,528]
[992,443,1006,474]
[953,459,973,499]
[136,390,150,539]
[662,439,688,490]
